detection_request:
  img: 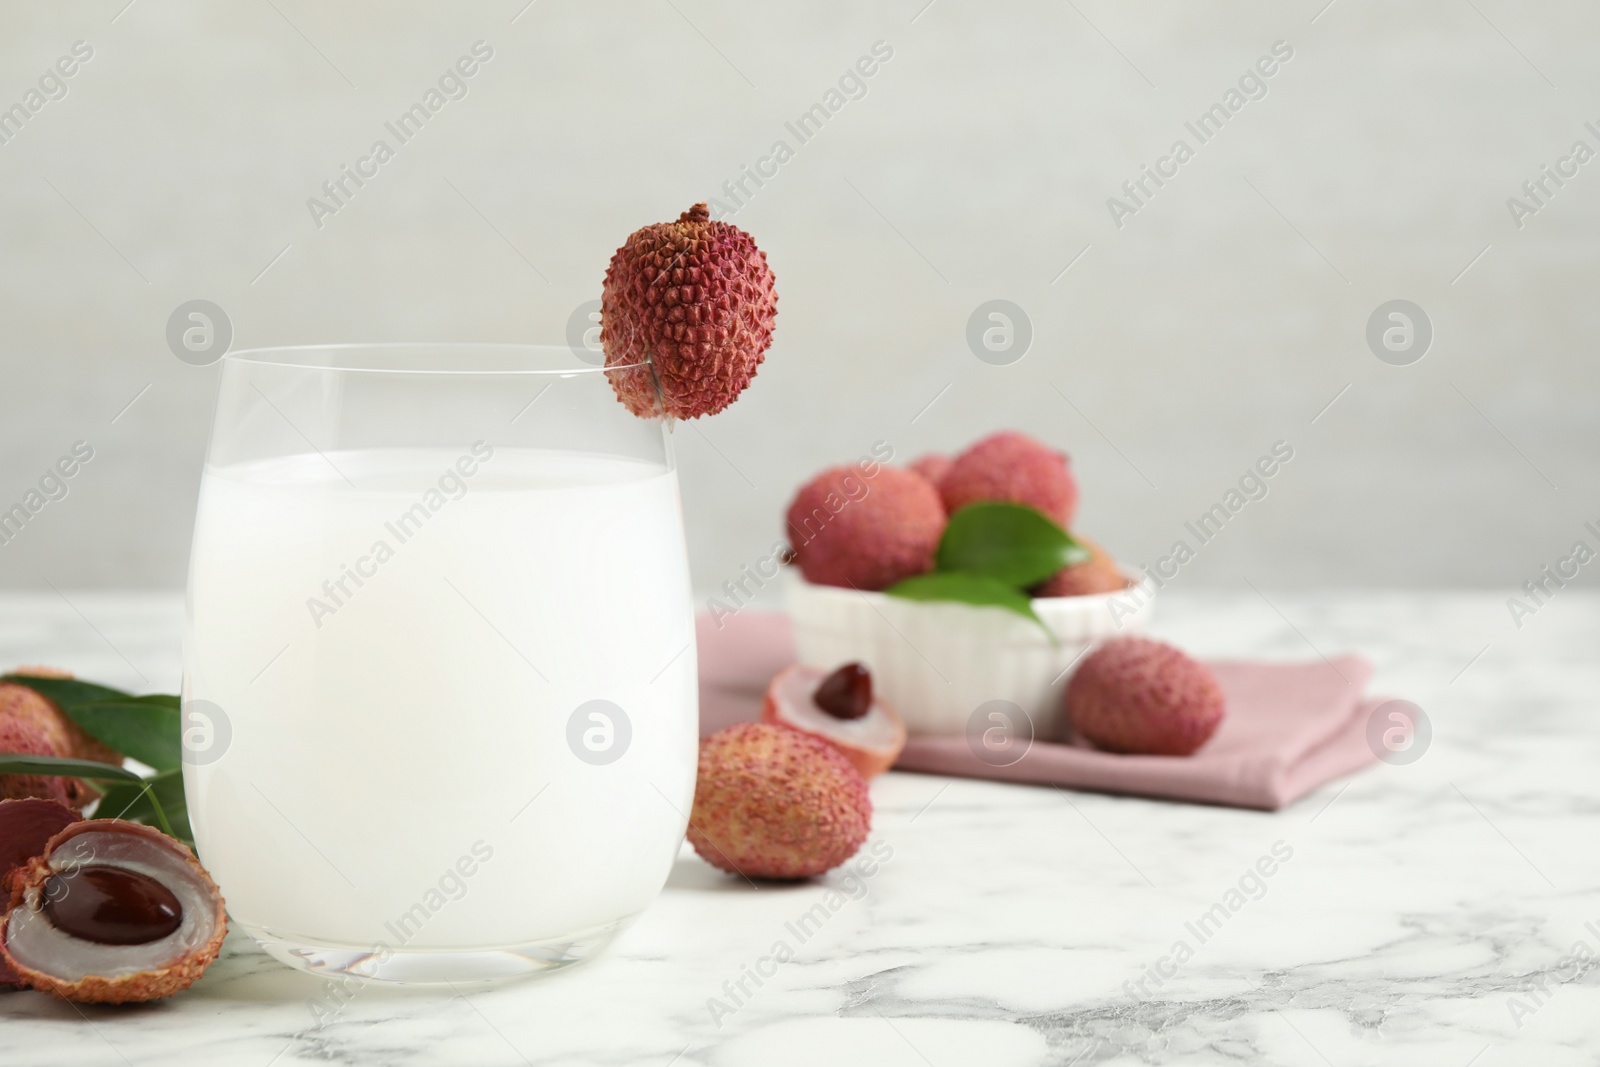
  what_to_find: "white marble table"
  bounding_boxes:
[1,591,1596,1066]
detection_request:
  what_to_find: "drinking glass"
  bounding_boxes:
[181,344,697,984]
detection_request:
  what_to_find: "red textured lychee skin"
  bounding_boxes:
[786,466,945,591]
[940,431,1079,528]
[1064,637,1225,756]
[0,717,96,812]
[2,671,121,766]
[0,799,76,989]
[0,800,77,892]
[688,723,871,880]
[908,454,952,487]
[1034,536,1129,598]
[601,203,777,420]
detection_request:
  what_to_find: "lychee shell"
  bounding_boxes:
[0,798,77,989]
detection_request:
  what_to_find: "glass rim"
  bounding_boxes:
[220,342,645,376]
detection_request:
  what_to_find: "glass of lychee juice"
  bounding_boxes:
[181,344,697,984]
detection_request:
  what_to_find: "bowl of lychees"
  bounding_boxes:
[781,431,1153,738]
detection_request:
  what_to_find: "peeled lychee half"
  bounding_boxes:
[688,723,871,880]
[1,820,227,1003]
[1064,636,1225,756]
[762,663,907,778]
[908,453,952,487]
[940,431,1079,528]
[1034,536,1130,598]
[786,465,945,591]
[600,202,778,420]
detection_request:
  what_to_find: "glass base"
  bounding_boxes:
[243,915,635,986]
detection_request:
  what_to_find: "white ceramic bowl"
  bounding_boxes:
[787,574,1154,738]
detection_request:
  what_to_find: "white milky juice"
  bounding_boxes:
[182,446,697,953]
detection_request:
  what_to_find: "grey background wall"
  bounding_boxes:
[0,0,1594,597]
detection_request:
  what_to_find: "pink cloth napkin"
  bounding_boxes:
[697,609,1385,811]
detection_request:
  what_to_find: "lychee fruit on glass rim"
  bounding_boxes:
[600,203,778,420]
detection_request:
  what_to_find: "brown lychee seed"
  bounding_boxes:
[600,202,778,420]
[0,799,77,989]
[813,663,872,721]
[0,820,227,1003]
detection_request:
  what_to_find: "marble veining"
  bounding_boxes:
[0,591,1596,1066]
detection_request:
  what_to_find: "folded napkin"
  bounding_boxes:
[697,609,1385,811]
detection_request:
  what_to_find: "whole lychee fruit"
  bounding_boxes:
[688,723,871,880]
[786,465,945,591]
[1034,536,1130,598]
[1064,637,1225,756]
[1,672,120,765]
[600,202,777,420]
[940,431,1078,527]
[0,718,97,812]
[908,453,952,487]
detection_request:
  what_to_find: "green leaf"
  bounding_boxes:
[1,676,183,769]
[0,752,141,781]
[885,571,1056,639]
[97,770,189,845]
[93,780,152,821]
[0,673,192,845]
[66,702,182,772]
[147,771,190,844]
[936,502,1090,588]
[127,693,181,711]
[1,674,135,710]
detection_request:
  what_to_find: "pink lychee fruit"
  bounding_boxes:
[785,465,945,591]
[1034,536,1130,598]
[600,203,778,420]
[1,671,121,766]
[908,453,952,487]
[1063,637,1225,756]
[0,717,97,812]
[688,723,871,880]
[939,431,1078,527]
[762,663,907,779]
